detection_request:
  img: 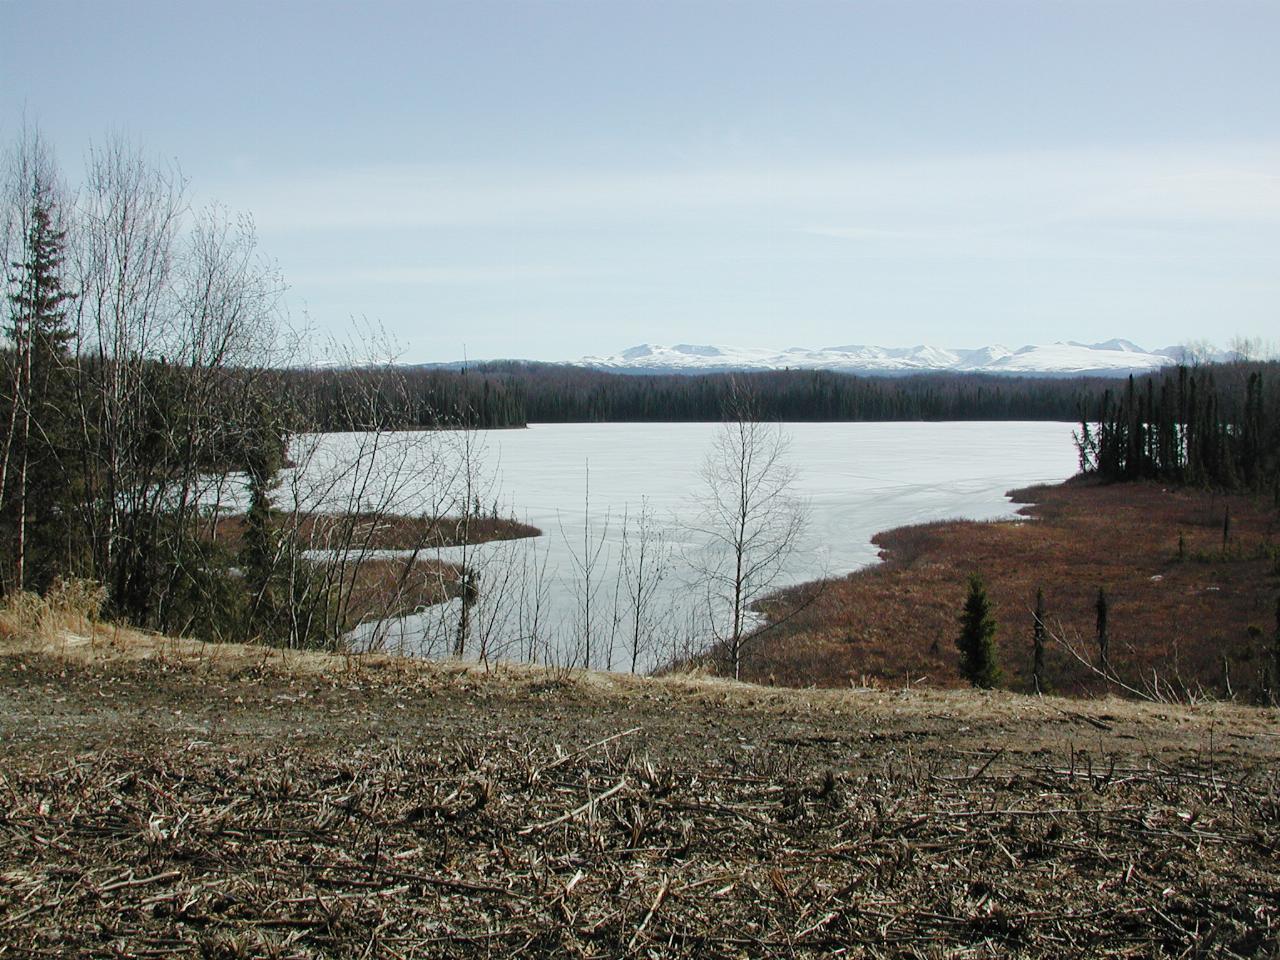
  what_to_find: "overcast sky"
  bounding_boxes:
[3,0,1278,362]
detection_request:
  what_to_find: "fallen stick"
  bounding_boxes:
[534,727,641,779]
[628,874,671,951]
[98,871,182,894]
[519,777,628,834]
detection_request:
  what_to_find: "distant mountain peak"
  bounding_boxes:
[1069,338,1146,354]
[579,340,1197,378]
[671,343,723,357]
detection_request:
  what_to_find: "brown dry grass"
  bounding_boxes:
[212,512,540,553]
[747,477,1280,700]
[338,556,464,625]
[205,513,541,633]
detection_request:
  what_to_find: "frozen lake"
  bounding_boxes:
[299,421,1080,670]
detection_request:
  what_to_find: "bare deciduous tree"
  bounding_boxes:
[68,139,265,624]
[271,338,460,650]
[560,462,611,670]
[692,383,807,680]
[618,497,670,673]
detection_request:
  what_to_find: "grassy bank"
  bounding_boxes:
[214,512,543,635]
[748,477,1279,700]
[213,512,541,554]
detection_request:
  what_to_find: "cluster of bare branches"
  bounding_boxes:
[448,383,810,676]
[1037,609,1230,706]
[2,125,531,654]
[689,384,809,680]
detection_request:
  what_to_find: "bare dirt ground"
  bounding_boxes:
[1,622,1277,958]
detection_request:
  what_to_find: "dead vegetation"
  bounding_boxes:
[748,477,1280,699]
[336,556,466,627]
[1,622,1277,958]
[208,513,542,639]
[212,512,540,554]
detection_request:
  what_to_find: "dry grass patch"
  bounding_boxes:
[212,512,540,553]
[747,477,1280,699]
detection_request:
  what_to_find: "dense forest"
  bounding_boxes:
[287,361,1118,431]
[1077,362,1280,492]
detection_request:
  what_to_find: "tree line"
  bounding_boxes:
[1076,362,1280,492]
[288,361,1119,431]
[1,131,286,620]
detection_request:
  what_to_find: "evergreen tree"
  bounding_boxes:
[956,574,1001,688]
[1271,597,1280,708]
[1,186,77,592]
[238,393,295,642]
[1095,588,1111,676]
[240,434,283,638]
[1032,587,1047,695]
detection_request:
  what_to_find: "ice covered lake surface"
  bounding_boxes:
[314,421,1080,670]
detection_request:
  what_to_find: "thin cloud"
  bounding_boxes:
[294,264,584,286]
[236,144,1280,235]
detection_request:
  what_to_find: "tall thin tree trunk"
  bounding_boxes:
[0,353,19,519]
[0,342,23,590]
[12,319,34,590]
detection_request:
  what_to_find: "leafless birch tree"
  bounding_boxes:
[692,384,807,680]
[618,497,671,673]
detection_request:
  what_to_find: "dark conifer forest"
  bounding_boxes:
[286,361,1118,431]
[288,360,1280,502]
[1076,362,1280,492]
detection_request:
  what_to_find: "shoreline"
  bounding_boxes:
[744,474,1279,700]
[213,511,543,634]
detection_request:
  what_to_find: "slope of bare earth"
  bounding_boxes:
[750,477,1280,698]
[1,618,1277,958]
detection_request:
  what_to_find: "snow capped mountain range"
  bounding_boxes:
[579,340,1208,378]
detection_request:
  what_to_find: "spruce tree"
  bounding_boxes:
[1032,587,1047,695]
[239,405,288,642]
[1271,596,1280,708]
[956,574,1000,689]
[241,458,281,636]
[1095,588,1110,676]
[2,187,77,592]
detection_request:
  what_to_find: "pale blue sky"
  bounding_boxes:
[3,0,1278,362]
